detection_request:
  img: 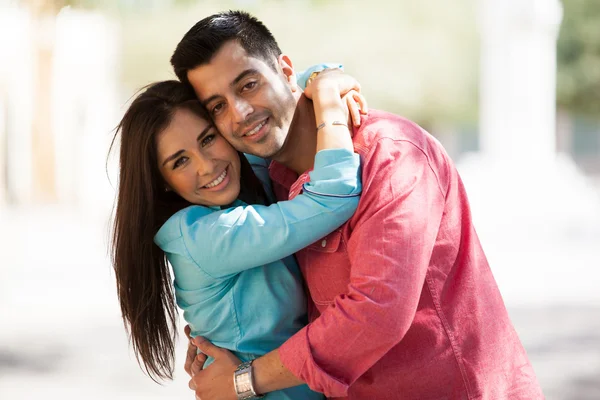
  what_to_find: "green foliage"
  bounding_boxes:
[557,0,600,115]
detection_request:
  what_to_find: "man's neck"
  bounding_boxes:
[272,95,317,175]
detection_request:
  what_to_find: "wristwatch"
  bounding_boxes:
[234,360,264,399]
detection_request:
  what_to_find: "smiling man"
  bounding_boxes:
[170,11,544,400]
[186,39,297,160]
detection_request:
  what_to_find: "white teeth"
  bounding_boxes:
[204,169,227,188]
[244,120,266,137]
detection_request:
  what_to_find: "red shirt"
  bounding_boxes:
[271,111,543,400]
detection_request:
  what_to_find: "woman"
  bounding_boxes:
[111,70,365,399]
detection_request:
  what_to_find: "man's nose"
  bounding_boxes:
[231,97,253,124]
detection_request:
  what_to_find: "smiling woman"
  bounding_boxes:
[156,108,242,207]
[110,72,366,399]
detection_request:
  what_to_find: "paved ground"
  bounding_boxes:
[0,207,599,399]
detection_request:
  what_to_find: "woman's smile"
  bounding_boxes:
[156,108,242,207]
[200,165,231,191]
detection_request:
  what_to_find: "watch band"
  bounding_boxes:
[234,360,264,399]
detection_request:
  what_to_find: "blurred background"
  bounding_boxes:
[0,0,599,398]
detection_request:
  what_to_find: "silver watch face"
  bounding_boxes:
[235,371,253,394]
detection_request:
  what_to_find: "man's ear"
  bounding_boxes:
[278,54,299,92]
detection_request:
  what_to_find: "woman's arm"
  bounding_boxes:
[159,70,366,279]
[310,69,361,152]
[173,148,360,279]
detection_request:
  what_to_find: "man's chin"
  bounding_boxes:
[246,138,284,159]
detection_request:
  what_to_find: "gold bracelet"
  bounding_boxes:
[306,71,321,87]
[316,120,348,131]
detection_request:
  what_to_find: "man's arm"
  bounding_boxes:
[188,135,448,399]
[275,136,447,397]
[188,338,301,400]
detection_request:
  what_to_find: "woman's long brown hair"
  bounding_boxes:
[109,80,269,381]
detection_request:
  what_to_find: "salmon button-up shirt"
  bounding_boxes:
[270,110,543,400]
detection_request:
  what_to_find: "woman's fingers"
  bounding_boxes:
[305,69,361,99]
[344,90,368,127]
[346,93,361,127]
[354,92,369,114]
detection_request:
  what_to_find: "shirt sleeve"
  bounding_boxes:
[296,63,344,90]
[180,148,362,279]
[278,138,447,397]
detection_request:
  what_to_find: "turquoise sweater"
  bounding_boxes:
[154,148,361,400]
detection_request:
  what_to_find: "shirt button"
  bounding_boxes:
[321,240,327,247]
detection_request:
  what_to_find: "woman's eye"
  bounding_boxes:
[201,134,216,148]
[173,156,188,169]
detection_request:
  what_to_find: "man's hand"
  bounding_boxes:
[189,337,241,400]
[183,325,207,377]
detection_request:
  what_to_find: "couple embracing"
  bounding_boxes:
[111,10,543,400]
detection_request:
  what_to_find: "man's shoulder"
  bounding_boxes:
[353,110,428,149]
[353,109,446,162]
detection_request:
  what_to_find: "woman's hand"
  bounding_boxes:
[343,90,368,127]
[304,69,368,127]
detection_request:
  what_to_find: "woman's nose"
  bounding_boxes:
[193,154,215,178]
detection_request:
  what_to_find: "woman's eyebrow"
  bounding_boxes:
[196,124,213,142]
[162,150,184,167]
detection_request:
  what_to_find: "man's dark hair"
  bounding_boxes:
[171,10,282,84]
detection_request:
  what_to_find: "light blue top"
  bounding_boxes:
[296,63,344,90]
[154,149,360,400]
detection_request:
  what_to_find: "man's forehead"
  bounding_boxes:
[187,41,277,98]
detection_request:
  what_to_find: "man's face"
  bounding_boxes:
[187,40,298,159]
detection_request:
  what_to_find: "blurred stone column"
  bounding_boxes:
[0,6,35,204]
[479,0,562,165]
[457,0,600,305]
[51,8,119,219]
[0,96,5,206]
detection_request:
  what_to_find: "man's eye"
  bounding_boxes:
[212,103,225,116]
[242,81,257,91]
[201,134,216,147]
[173,156,188,169]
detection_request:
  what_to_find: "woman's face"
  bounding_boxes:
[156,108,241,207]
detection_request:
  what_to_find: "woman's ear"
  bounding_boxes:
[278,54,299,92]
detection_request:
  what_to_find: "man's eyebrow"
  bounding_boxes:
[232,68,259,86]
[161,125,213,167]
[201,69,259,107]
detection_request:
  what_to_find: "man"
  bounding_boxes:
[170,11,543,400]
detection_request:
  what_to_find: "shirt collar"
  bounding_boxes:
[268,160,299,192]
